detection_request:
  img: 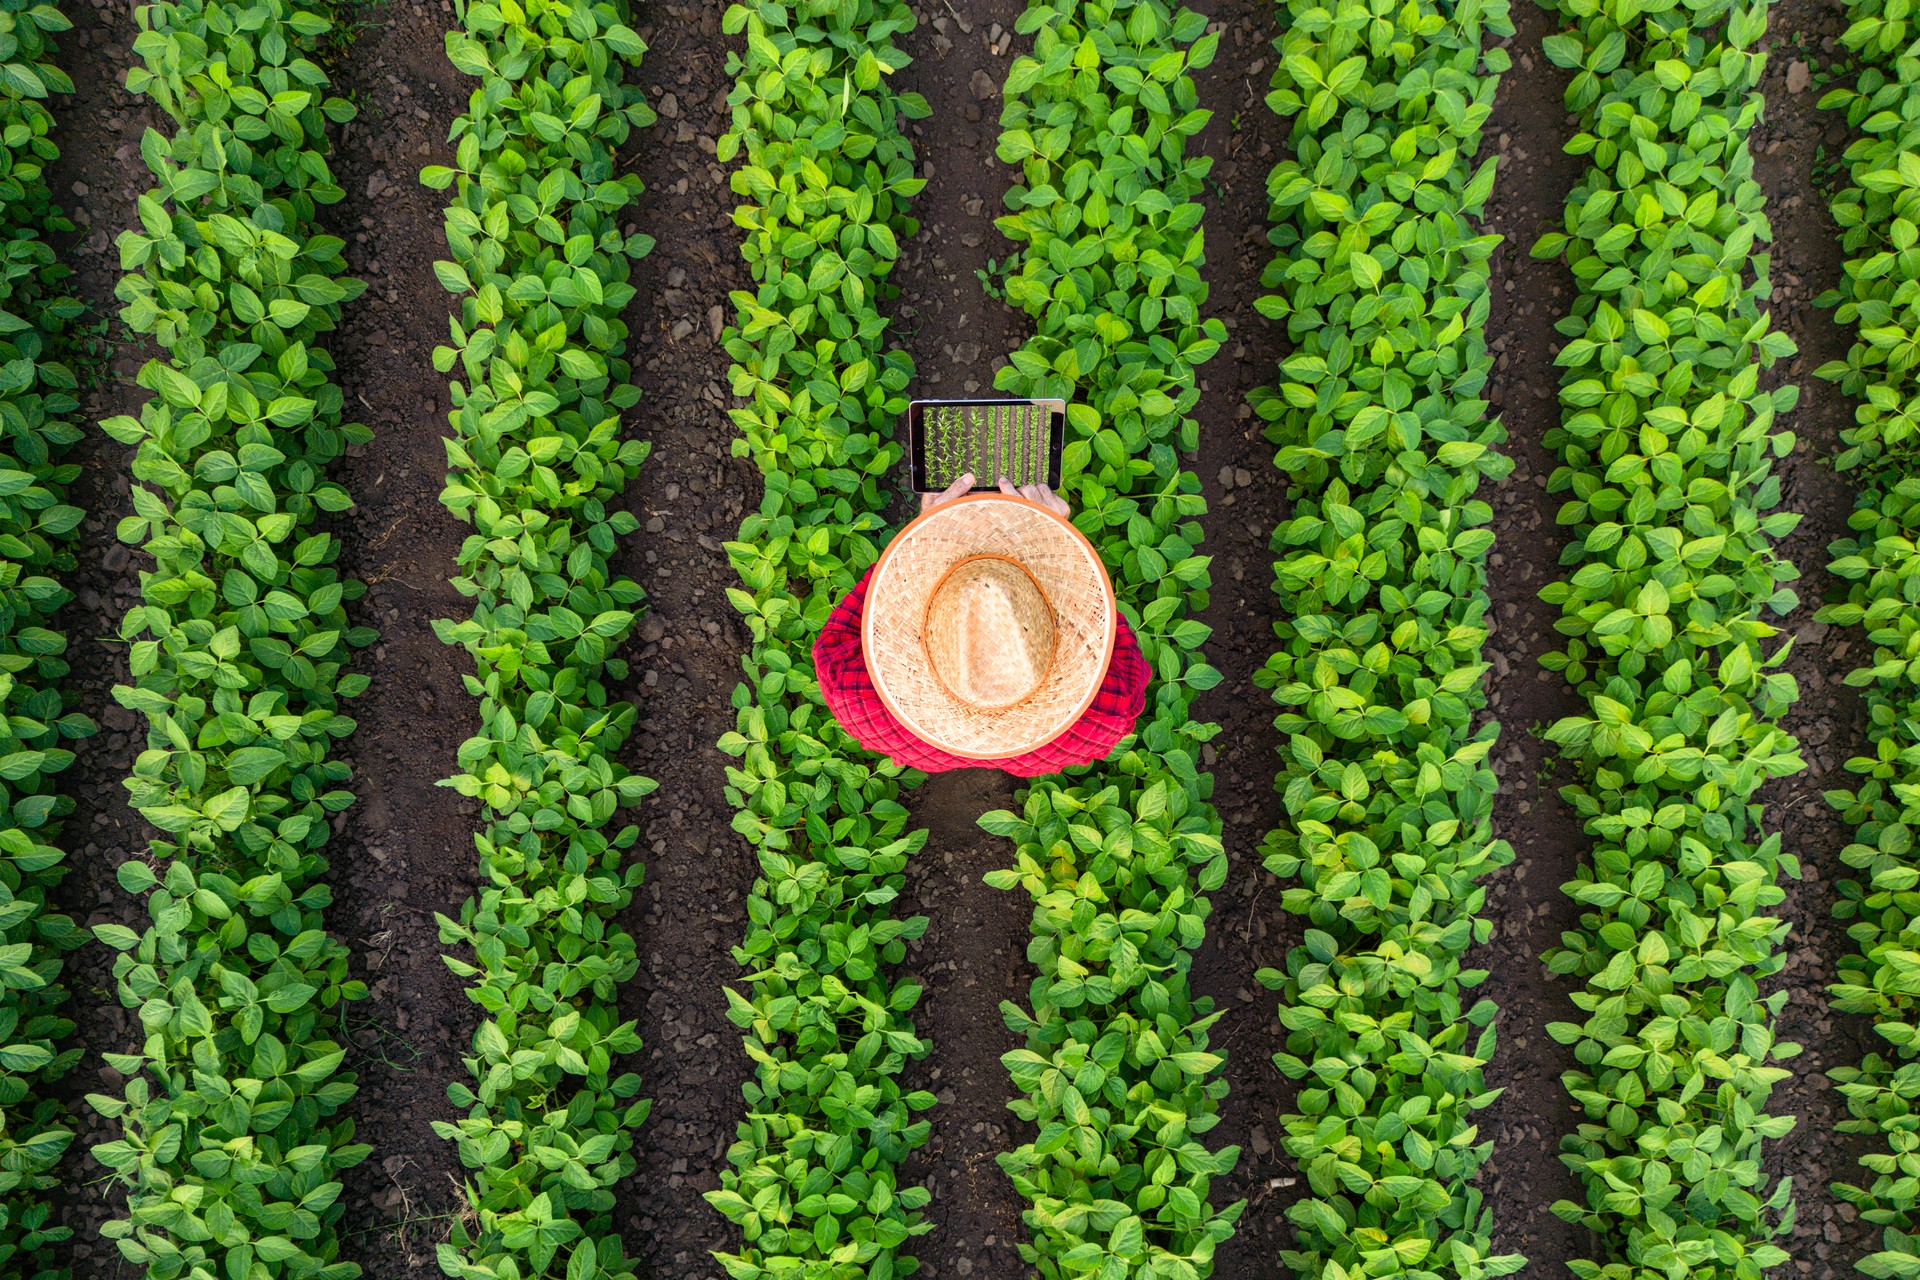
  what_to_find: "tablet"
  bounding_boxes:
[907,398,1067,492]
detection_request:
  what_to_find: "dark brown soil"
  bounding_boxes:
[1750,3,1886,1271]
[24,0,1904,1275]
[39,0,175,1271]
[1179,4,1302,1274]
[886,7,1034,1274]
[1475,7,1599,1273]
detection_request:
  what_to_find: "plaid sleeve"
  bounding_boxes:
[997,614,1149,778]
[813,569,978,774]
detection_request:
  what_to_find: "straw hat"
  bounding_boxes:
[862,493,1117,760]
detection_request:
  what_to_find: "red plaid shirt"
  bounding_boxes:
[813,567,1148,777]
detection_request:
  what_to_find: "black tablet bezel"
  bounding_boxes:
[906,397,1067,492]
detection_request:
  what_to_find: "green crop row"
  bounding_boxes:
[1248,0,1521,1275]
[704,2,935,1277]
[421,0,656,1275]
[88,0,377,1275]
[1813,8,1920,1277]
[0,3,90,1277]
[1532,0,1804,1274]
[977,1,1240,1275]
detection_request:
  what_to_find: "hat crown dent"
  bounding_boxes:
[923,557,1056,712]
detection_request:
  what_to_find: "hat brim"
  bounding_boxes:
[861,494,1117,761]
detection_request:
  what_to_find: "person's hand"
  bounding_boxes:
[998,476,1070,519]
[921,472,974,513]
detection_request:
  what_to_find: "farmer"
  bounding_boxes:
[812,472,1148,777]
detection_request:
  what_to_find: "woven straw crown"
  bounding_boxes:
[862,494,1116,760]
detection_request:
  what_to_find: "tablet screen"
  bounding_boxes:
[908,398,1066,491]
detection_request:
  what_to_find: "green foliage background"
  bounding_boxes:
[1814,2,1920,1276]
[90,0,377,1275]
[706,1,937,1277]
[422,0,659,1274]
[0,0,92,1276]
[1249,0,1522,1275]
[1533,0,1804,1273]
